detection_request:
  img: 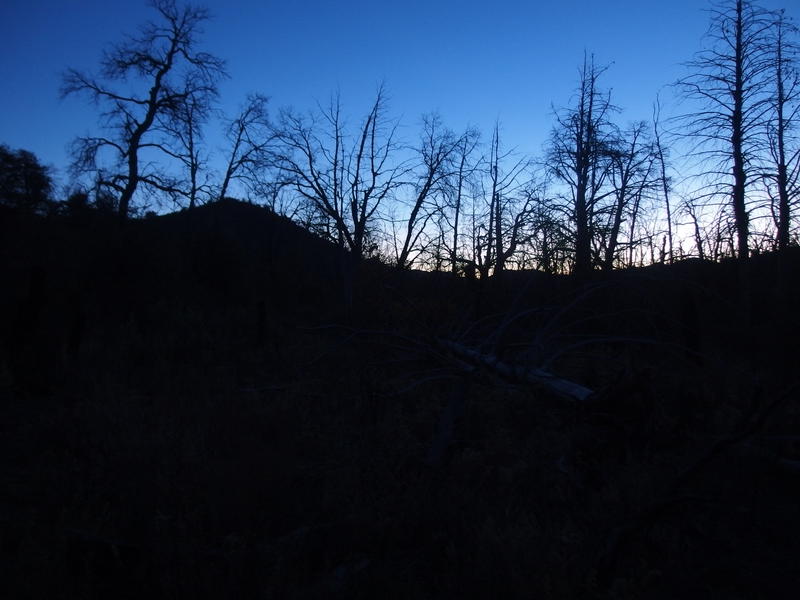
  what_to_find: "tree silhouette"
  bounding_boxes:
[394,114,463,270]
[218,93,273,202]
[548,54,616,274]
[470,124,531,277]
[764,9,800,250]
[677,0,772,259]
[160,86,215,209]
[602,121,657,270]
[0,145,53,214]
[273,86,404,260]
[446,127,481,274]
[653,98,675,264]
[61,0,225,220]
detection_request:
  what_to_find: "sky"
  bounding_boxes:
[0,0,796,192]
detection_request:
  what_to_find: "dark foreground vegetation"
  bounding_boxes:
[2,199,800,599]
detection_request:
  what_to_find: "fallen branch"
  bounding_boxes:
[434,338,593,402]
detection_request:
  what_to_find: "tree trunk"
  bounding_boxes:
[604,181,626,271]
[574,186,592,274]
[774,17,791,251]
[732,0,749,259]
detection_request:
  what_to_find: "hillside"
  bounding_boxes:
[2,200,799,599]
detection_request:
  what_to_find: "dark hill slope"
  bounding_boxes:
[2,203,799,599]
[1,200,359,389]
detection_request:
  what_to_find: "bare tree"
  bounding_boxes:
[527,191,572,274]
[602,121,656,270]
[273,86,405,259]
[61,0,225,219]
[764,9,800,250]
[394,114,463,269]
[473,124,531,277]
[417,125,480,274]
[160,85,215,209]
[548,54,616,274]
[677,0,772,259]
[446,127,481,274]
[218,93,273,202]
[653,97,675,263]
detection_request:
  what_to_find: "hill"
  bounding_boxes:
[2,200,799,598]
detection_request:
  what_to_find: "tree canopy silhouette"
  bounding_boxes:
[0,144,53,215]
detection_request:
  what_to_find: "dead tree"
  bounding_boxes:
[447,127,481,274]
[765,9,800,250]
[677,0,772,259]
[159,87,214,209]
[218,93,273,202]
[602,121,656,270]
[395,114,462,269]
[273,86,405,259]
[653,97,675,264]
[473,123,530,277]
[548,54,616,274]
[62,0,225,219]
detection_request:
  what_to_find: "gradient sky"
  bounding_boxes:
[0,0,796,191]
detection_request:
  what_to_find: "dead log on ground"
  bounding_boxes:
[434,338,593,402]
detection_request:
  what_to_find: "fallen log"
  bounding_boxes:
[434,338,593,402]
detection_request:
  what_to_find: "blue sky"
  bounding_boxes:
[0,0,795,190]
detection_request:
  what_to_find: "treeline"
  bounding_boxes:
[4,0,798,274]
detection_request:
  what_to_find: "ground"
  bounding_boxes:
[2,200,799,598]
